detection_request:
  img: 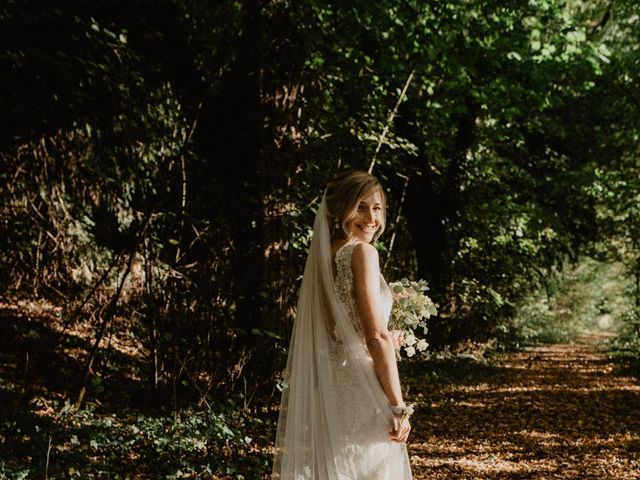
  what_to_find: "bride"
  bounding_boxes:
[272,170,413,479]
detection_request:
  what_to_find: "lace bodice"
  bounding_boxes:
[328,240,412,479]
[334,241,393,339]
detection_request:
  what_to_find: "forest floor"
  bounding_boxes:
[406,334,640,479]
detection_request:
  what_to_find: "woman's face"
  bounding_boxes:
[345,189,383,243]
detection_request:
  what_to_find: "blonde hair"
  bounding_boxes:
[325,170,387,242]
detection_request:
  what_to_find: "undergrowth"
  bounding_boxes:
[497,257,632,349]
[0,397,272,479]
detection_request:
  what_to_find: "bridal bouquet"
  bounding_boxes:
[389,278,437,358]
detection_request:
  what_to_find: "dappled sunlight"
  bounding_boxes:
[0,299,149,397]
[487,384,640,393]
[412,450,559,476]
[0,299,147,363]
[406,341,640,479]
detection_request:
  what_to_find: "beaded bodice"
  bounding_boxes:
[334,241,393,339]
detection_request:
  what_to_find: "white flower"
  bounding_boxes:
[416,339,429,351]
[404,333,417,347]
[405,346,416,357]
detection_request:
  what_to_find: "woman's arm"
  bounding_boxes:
[352,243,411,442]
[351,242,404,407]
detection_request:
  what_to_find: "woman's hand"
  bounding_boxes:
[390,415,412,443]
[391,329,404,350]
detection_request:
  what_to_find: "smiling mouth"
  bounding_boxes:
[357,225,377,233]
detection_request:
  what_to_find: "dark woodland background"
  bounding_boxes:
[1,0,639,478]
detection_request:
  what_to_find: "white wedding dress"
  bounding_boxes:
[331,241,413,479]
[272,194,412,480]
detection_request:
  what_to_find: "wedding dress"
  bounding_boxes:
[272,195,412,480]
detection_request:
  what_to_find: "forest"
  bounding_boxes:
[1,0,639,478]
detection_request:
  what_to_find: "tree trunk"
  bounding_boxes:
[404,95,479,347]
[193,1,265,334]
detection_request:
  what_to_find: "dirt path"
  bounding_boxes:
[408,337,640,479]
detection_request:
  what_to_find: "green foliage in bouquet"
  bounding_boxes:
[389,279,438,358]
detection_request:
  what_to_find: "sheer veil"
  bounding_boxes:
[272,193,396,479]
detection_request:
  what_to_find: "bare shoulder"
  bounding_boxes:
[351,242,379,275]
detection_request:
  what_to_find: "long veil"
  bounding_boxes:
[272,194,397,479]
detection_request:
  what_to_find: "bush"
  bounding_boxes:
[0,398,273,479]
